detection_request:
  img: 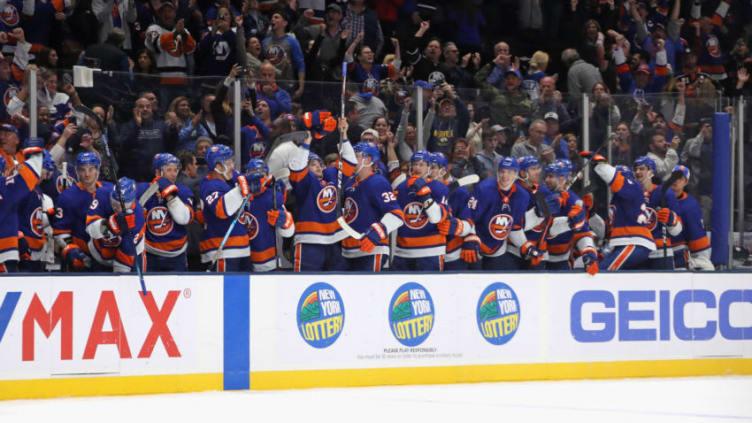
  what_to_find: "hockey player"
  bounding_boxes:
[243,159,294,272]
[460,157,543,270]
[53,152,113,272]
[517,156,541,188]
[86,177,147,272]
[392,150,454,271]
[288,122,356,271]
[0,138,44,272]
[199,144,251,272]
[431,152,473,270]
[137,153,194,271]
[17,151,56,272]
[341,142,404,271]
[669,165,713,270]
[633,155,682,269]
[579,151,655,270]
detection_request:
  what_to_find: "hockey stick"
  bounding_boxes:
[84,103,146,295]
[138,182,159,207]
[337,61,347,218]
[660,170,684,264]
[271,168,290,269]
[449,174,480,190]
[391,172,407,189]
[211,193,252,269]
[532,189,553,266]
[565,142,609,191]
[336,215,363,240]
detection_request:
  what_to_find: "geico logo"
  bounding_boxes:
[571,289,752,342]
[0,290,182,361]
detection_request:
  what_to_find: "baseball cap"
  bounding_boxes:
[0,123,18,134]
[490,124,506,133]
[154,0,175,9]
[505,68,522,79]
[637,64,652,75]
[544,112,559,121]
[325,4,342,13]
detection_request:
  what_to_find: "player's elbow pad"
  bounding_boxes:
[425,201,442,224]
[380,212,403,234]
[507,229,527,249]
[576,235,596,252]
[223,186,244,216]
[25,154,43,177]
[594,163,617,185]
[167,196,192,225]
[668,219,682,236]
[548,216,572,238]
[524,208,544,231]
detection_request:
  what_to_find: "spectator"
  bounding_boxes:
[464,102,488,153]
[475,41,513,97]
[490,124,512,157]
[426,83,470,156]
[116,95,178,182]
[180,93,216,146]
[342,0,384,58]
[443,42,477,89]
[241,0,269,40]
[562,48,602,105]
[510,119,555,166]
[345,33,400,83]
[449,1,486,53]
[344,99,364,143]
[346,79,387,129]
[405,21,453,84]
[167,96,194,150]
[197,6,244,76]
[92,0,137,54]
[644,129,679,181]
[535,76,571,130]
[255,61,293,119]
[489,67,537,128]
[36,48,59,70]
[589,82,621,149]
[611,122,635,166]
[262,8,305,98]
[681,117,713,198]
[246,36,265,77]
[522,50,550,101]
[476,130,503,178]
[448,137,484,179]
[145,0,196,113]
[318,4,347,66]
[542,112,569,159]
[194,136,213,178]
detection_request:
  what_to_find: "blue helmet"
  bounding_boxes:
[633,155,656,173]
[673,164,690,180]
[354,142,380,162]
[429,152,448,168]
[498,156,520,171]
[152,153,179,172]
[556,159,573,174]
[205,145,233,170]
[42,150,56,172]
[410,150,431,164]
[244,158,269,175]
[76,151,101,168]
[246,172,264,194]
[308,152,324,165]
[111,177,137,206]
[615,165,634,180]
[518,155,539,171]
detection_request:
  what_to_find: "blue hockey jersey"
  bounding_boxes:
[86,185,146,271]
[199,173,249,263]
[137,181,194,258]
[393,177,448,258]
[0,158,39,263]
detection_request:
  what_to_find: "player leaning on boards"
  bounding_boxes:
[199,145,252,272]
[288,118,356,271]
[579,150,656,270]
[460,157,544,270]
[341,142,404,271]
[669,165,713,271]
[0,138,45,273]
[137,153,195,272]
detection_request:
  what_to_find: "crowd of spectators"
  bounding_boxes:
[1,0,751,225]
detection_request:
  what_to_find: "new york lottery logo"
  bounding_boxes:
[389,282,434,347]
[297,282,345,348]
[477,282,520,345]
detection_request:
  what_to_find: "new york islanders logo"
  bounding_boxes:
[29,207,44,238]
[706,35,721,58]
[388,282,434,347]
[402,202,428,230]
[241,211,259,240]
[265,45,286,65]
[316,186,337,213]
[146,206,174,236]
[4,86,18,107]
[645,206,658,231]
[55,174,74,193]
[343,197,358,223]
[488,214,513,240]
[1,5,19,26]
[477,282,520,345]
[297,282,345,348]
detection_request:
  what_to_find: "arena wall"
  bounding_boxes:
[1,272,750,400]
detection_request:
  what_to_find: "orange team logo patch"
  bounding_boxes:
[488,214,513,241]
[4,86,18,106]
[1,5,19,26]
[644,207,658,231]
[317,186,337,213]
[147,206,174,236]
[29,207,44,237]
[240,211,259,240]
[343,198,358,223]
[402,202,428,230]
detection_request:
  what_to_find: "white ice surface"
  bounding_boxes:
[1,376,750,423]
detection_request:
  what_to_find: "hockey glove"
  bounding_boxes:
[156,177,178,199]
[410,177,433,205]
[656,208,677,226]
[437,217,464,237]
[62,244,90,271]
[107,212,136,236]
[267,209,292,228]
[578,151,607,164]
[17,232,30,261]
[568,207,586,231]
[521,241,544,265]
[461,235,480,263]
[582,249,599,276]
[236,175,250,198]
[360,222,387,253]
[538,192,561,216]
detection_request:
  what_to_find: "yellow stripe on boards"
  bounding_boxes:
[0,373,223,401]
[249,358,752,390]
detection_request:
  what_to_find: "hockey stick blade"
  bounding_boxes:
[138,182,159,207]
[391,173,407,189]
[336,216,364,240]
[451,174,480,190]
